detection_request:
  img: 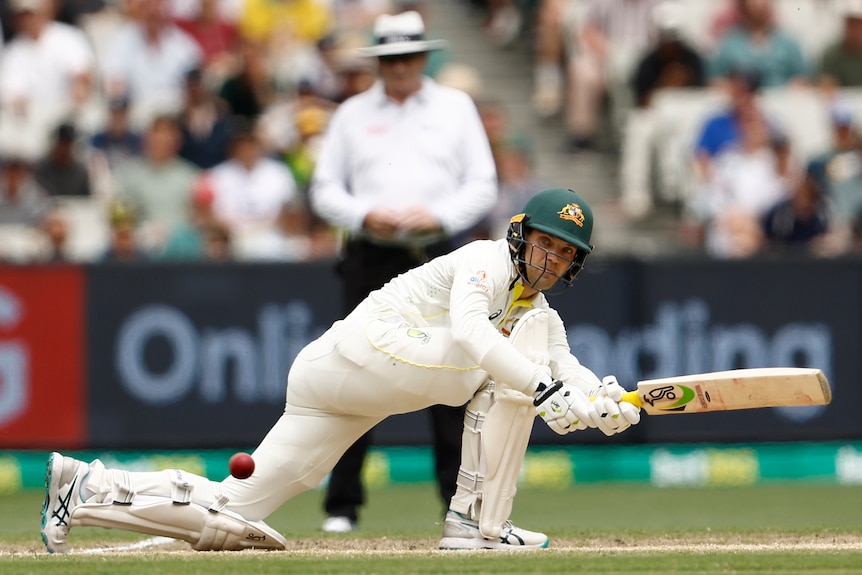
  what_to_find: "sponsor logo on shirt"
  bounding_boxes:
[467,270,490,292]
[407,328,431,343]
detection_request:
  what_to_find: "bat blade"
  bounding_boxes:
[622,367,832,415]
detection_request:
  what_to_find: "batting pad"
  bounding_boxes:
[479,307,549,539]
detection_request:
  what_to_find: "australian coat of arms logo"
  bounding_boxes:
[558,203,585,227]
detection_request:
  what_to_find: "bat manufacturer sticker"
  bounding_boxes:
[643,385,696,412]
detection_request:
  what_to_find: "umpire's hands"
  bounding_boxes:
[533,380,596,435]
[588,375,641,436]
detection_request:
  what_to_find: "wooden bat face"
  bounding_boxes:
[622,368,832,415]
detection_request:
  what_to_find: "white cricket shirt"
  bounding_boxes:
[361,238,601,395]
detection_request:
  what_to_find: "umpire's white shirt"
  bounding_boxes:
[288,239,601,416]
[309,77,498,238]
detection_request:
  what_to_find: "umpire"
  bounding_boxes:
[309,10,498,532]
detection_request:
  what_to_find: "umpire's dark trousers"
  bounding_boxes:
[324,237,467,523]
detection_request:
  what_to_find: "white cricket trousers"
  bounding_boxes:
[120,303,489,521]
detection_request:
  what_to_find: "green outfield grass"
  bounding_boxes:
[2,482,862,574]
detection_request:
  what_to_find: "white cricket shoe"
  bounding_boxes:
[321,516,357,533]
[40,452,91,553]
[438,510,549,550]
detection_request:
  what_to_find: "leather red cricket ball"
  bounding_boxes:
[229,452,255,479]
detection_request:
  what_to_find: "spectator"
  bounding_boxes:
[161,174,217,260]
[818,0,862,91]
[217,39,274,120]
[208,122,299,257]
[116,115,200,254]
[708,0,809,88]
[232,198,318,262]
[0,155,52,226]
[631,0,706,109]
[162,174,234,261]
[283,104,331,194]
[619,0,707,219]
[309,10,497,534]
[178,68,232,169]
[690,107,793,258]
[693,70,769,183]
[200,219,233,261]
[33,122,92,198]
[330,45,377,103]
[173,0,239,85]
[38,208,71,262]
[255,79,332,165]
[100,200,149,262]
[86,97,143,200]
[817,99,862,236]
[0,0,96,160]
[238,0,332,46]
[89,97,144,172]
[237,0,332,90]
[564,0,660,151]
[101,0,203,127]
[761,158,850,256]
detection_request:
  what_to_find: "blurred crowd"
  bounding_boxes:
[486,0,862,259]
[0,0,538,264]
[2,0,862,263]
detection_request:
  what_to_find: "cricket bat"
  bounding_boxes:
[620,367,832,415]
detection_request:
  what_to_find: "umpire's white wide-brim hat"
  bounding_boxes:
[357,11,448,57]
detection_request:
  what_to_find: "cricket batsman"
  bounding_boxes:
[41,188,641,552]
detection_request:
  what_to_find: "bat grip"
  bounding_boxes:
[588,390,643,408]
[621,390,642,408]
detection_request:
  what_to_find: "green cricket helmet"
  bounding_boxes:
[507,188,595,290]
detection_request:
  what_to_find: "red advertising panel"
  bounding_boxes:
[0,266,85,448]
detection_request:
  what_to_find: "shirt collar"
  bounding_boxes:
[371,76,434,107]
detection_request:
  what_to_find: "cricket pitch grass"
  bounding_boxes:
[2,482,861,574]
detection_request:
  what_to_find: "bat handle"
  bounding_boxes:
[588,390,644,409]
[621,390,643,409]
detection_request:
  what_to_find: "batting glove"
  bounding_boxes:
[533,379,596,435]
[588,375,641,436]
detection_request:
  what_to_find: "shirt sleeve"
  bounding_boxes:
[308,102,370,232]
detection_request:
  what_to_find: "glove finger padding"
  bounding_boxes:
[592,395,626,436]
[619,401,641,426]
[600,375,624,402]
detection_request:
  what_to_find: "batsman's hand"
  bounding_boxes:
[588,375,641,436]
[533,379,596,435]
